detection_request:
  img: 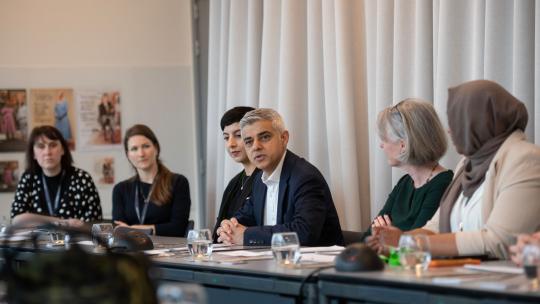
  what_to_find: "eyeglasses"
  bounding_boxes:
[391,102,404,121]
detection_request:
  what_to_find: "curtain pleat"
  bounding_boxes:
[512,0,535,141]
[206,0,538,231]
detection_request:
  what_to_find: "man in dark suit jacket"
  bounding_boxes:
[216,108,343,246]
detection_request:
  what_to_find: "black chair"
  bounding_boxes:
[342,230,365,246]
[184,220,194,237]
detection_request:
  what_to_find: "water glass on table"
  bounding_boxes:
[398,234,431,275]
[48,230,67,247]
[186,229,213,261]
[522,244,540,288]
[0,216,9,235]
[91,223,114,250]
[271,232,301,266]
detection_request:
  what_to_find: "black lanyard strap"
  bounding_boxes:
[134,183,151,225]
[42,171,65,216]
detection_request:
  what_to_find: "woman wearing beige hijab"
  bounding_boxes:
[368,80,540,259]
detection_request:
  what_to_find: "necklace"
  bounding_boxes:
[240,172,252,191]
[425,163,439,184]
[414,163,439,188]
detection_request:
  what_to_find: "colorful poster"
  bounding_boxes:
[77,90,121,150]
[93,156,115,186]
[0,89,28,152]
[0,161,19,192]
[29,88,76,150]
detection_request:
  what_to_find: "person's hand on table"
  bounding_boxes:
[217,218,246,245]
[510,231,540,266]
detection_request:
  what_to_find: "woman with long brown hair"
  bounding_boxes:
[112,124,191,236]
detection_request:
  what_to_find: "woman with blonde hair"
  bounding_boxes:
[368,80,540,259]
[364,99,453,238]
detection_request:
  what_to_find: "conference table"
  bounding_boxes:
[318,265,540,304]
[148,236,540,304]
[149,236,319,304]
[3,233,540,304]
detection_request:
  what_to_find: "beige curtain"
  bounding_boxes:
[206,0,539,231]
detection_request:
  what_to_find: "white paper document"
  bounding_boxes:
[77,240,95,246]
[144,249,171,255]
[218,245,344,257]
[300,245,344,253]
[300,253,336,263]
[144,247,187,255]
[464,263,524,274]
[218,250,273,257]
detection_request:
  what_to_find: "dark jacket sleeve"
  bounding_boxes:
[234,195,258,227]
[154,175,191,237]
[242,173,331,246]
[212,172,240,241]
[234,170,262,228]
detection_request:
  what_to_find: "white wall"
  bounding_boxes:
[0,0,199,222]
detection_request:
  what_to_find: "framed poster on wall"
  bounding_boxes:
[29,88,76,150]
[77,90,122,150]
[0,89,27,152]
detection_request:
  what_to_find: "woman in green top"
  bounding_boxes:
[366,98,453,236]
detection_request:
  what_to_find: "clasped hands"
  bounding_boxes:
[509,231,540,266]
[365,214,402,254]
[216,217,246,245]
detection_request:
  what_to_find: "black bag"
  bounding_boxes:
[1,223,158,304]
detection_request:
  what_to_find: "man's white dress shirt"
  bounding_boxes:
[262,152,287,225]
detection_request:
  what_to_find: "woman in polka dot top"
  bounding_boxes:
[11,126,103,227]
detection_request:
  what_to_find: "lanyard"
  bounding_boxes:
[42,171,65,216]
[134,183,151,225]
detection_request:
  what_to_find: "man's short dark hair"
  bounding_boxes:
[220,106,255,131]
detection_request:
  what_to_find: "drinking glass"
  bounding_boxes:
[0,216,9,235]
[398,234,431,274]
[271,232,301,266]
[92,223,114,249]
[522,244,540,280]
[48,230,66,247]
[186,229,213,260]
